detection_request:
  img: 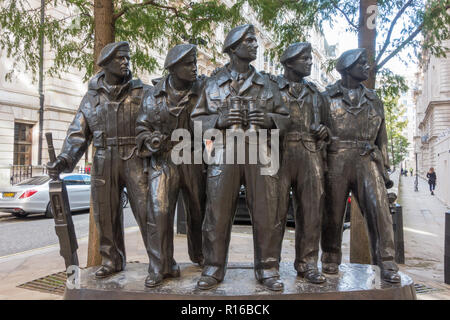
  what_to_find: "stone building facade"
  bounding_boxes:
[414,40,450,205]
[0,1,338,187]
[401,76,417,172]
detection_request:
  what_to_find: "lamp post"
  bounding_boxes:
[37,0,45,165]
[414,152,419,192]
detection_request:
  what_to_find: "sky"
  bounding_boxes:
[322,15,420,81]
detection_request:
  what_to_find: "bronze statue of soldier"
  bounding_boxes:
[135,44,206,287]
[320,48,400,283]
[191,24,289,291]
[46,42,152,278]
[276,42,328,284]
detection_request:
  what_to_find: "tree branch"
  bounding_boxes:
[376,3,450,71]
[376,23,422,71]
[331,0,358,30]
[113,0,181,22]
[375,0,413,65]
[79,28,94,51]
[23,0,52,13]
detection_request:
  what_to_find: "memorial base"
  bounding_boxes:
[64,262,416,300]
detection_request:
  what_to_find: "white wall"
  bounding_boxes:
[434,134,450,206]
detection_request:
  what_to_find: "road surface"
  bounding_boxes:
[0,207,138,257]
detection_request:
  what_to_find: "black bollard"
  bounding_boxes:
[445,211,450,284]
[176,193,187,235]
[391,203,405,264]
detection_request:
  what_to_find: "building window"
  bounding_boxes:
[13,122,33,165]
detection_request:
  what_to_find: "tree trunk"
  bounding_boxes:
[350,195,372,264]
[349,0,378,265]
[93,0,115,73]
[87,0,115,268]
[391,138,395,170]
[358,0,377,89]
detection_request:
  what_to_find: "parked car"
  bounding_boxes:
[234,186,295,225]
[345,195,351,223]
[121,188,129,208]
[0,174,91,218]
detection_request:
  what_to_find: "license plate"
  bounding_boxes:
[3,192,15,198]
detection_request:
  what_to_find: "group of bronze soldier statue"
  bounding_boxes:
[47,24,401,292]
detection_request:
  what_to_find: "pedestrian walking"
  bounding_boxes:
[410,168,413,176]
[426,167,437,195]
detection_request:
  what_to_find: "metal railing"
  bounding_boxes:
[10,165,46,185]
[10,165,91,185]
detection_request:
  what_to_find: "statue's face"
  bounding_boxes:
[232,31,258,62]
[286,49,312,78]
[103,50,130,79]
[347,53,369,82]
[171,51,197,83]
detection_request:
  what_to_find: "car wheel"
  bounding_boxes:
[121,191,129,208]
[45,202,54,218]
[12,211,29,218]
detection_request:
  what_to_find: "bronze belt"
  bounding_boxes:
[105,136,136,146]
[329,139,373,151]
[285,131,316,142]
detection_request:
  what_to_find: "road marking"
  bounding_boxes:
[0,225,139,261]
[403,227,438,237]
[0,243,60,260]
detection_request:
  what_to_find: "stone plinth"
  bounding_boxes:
[64,262,416,300]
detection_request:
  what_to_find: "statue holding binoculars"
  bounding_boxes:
[191,24,290,291]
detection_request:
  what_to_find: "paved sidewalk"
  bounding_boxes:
[396,173,450,299]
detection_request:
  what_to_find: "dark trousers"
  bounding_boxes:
[147,154,205,276]
[429,181,436,191]
[202,159,282,282]
[91,147,149,271]
[278,141,325,273]
[321,149,398,272]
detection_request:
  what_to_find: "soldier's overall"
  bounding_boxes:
[320,48,400,283]
[276,43,328,284]
[191,24,289,291]
[136,44,206,287]
[46,42,152,278]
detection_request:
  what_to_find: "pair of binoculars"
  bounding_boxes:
[229,97,258,131]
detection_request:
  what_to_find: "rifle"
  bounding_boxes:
[46,133,79,269]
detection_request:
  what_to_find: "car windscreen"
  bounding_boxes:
[63,175,90,185]
[16,176,51,186]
